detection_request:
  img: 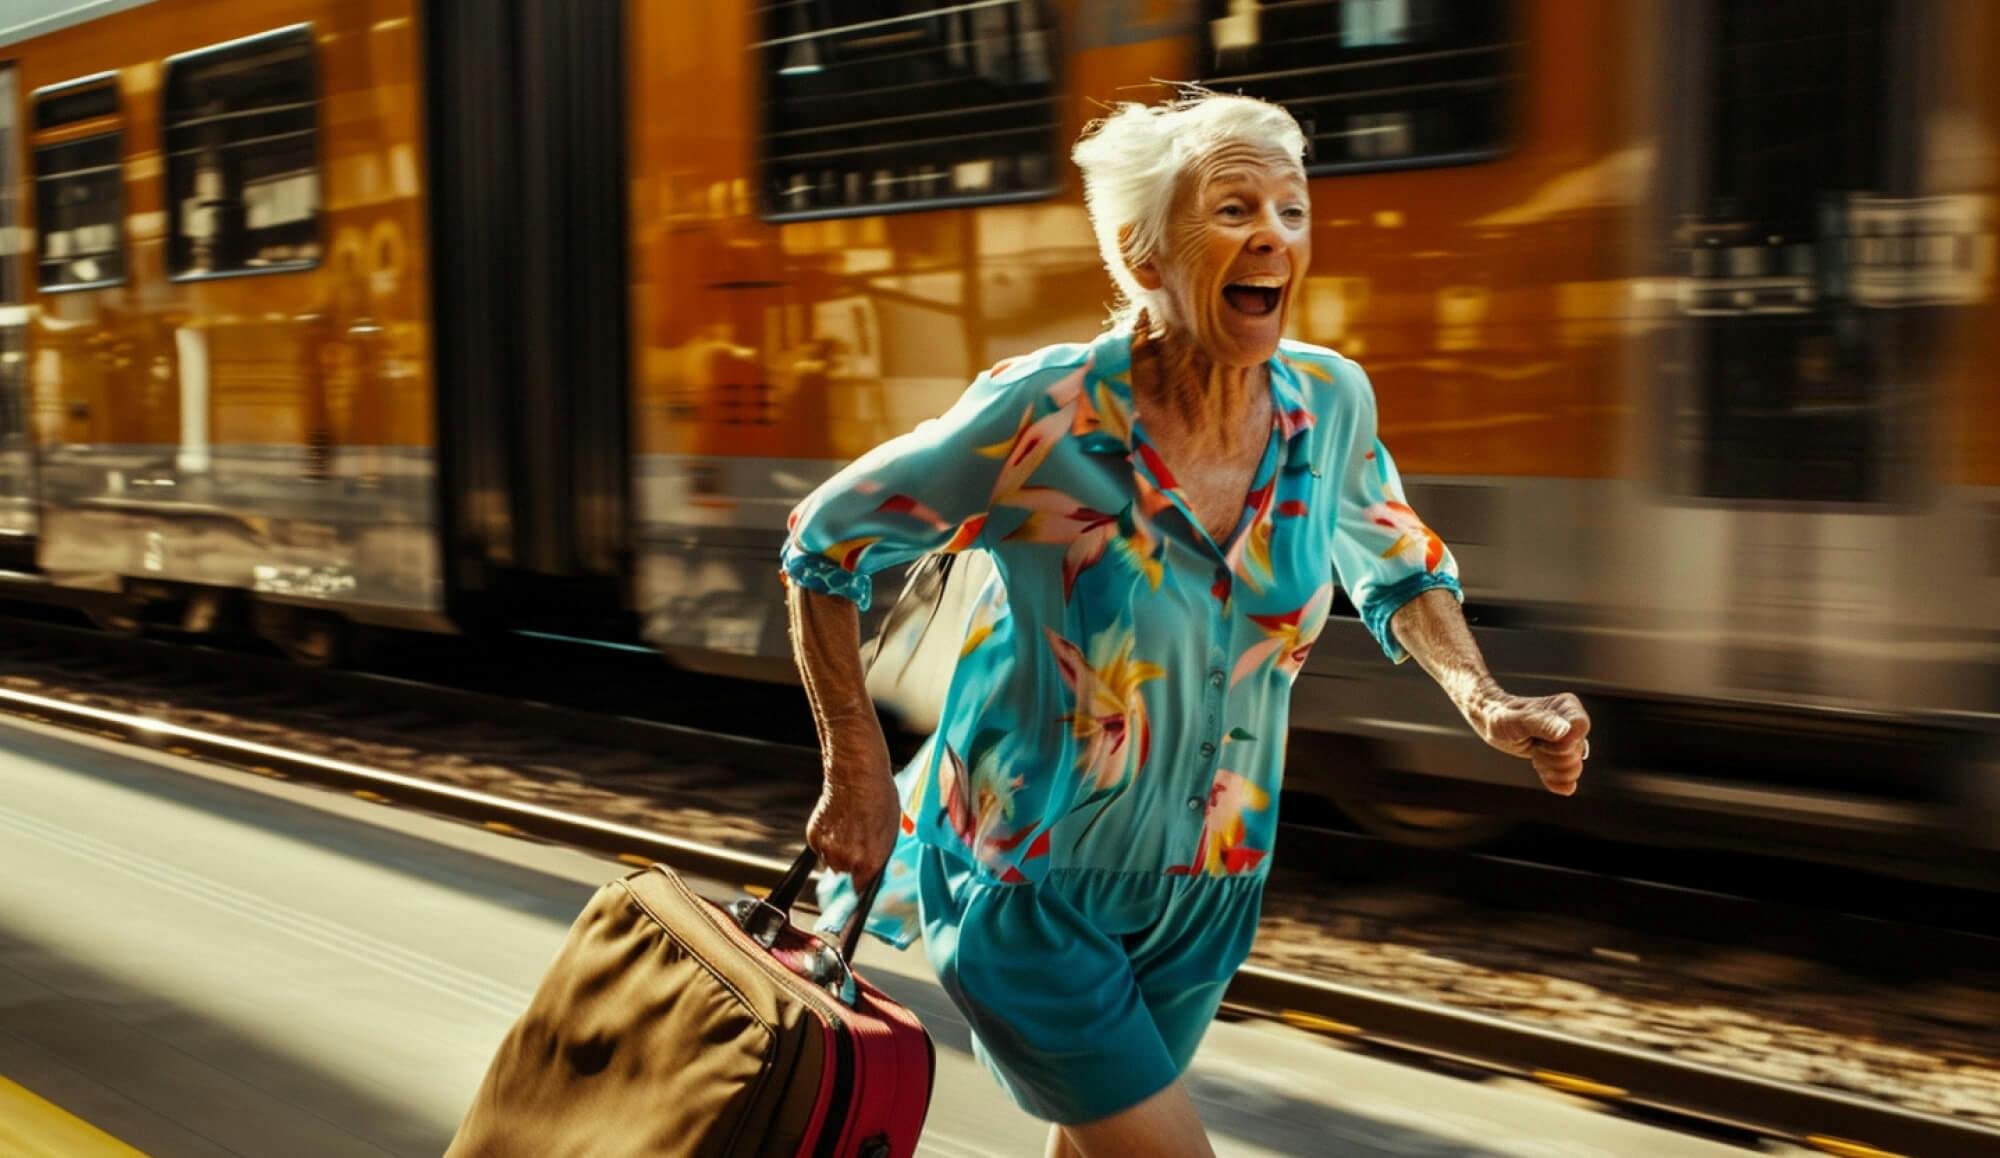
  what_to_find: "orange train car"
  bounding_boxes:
[2,0,1996,877]
[0,0,435,660]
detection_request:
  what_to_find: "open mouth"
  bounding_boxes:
[1223,283,1282,317]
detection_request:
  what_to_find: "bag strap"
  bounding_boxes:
[836,864,885,965]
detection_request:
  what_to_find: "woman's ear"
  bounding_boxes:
[1119,223,1164,291]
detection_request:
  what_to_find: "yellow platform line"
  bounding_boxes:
[1806,1137,1903,1158]
[0,1075,150,1157]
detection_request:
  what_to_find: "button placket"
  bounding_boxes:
[1202,666,1225,764]
[1184,630,1224,835]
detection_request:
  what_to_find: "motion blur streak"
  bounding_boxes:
[0,0,1990,883]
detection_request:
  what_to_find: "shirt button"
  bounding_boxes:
[1209,670,1225,688]
[1185,795,1203,812]
[1199,741,1217,758]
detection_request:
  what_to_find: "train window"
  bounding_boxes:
[33,78,119,132]
[163,25,321,279]
[1197,0,1514,175]
[757,1,1060,220]
[30,74,125,291]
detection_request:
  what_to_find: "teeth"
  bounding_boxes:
[1231,276,1285,288]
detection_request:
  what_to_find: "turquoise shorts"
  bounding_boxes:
[911,843,1266,1125]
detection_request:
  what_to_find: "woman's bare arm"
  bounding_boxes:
[1389,588,1590,795]
[787,584,902,876]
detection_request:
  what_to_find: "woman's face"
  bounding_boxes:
[1139,141,1312,368]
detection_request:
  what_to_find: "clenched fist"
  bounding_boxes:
[1464,689,1592,796]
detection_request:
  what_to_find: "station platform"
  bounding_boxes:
[0,716,1756,1156]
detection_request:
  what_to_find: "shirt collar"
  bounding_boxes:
[1087,327,1319,458]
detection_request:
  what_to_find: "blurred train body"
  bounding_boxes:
[0,0,1994,880]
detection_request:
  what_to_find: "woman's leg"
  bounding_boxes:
[1056,1081,1214,1158]
[1044,1123,1080,1158]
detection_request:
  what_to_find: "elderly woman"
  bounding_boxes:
[780,91,1590,1157]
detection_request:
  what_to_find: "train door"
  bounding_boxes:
[425,0,634,637]
[1604,0,1987,808]
[0,63,36,572]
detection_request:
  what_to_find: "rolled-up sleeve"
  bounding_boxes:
[780,358,1063,612]
[1328,360,1463,663]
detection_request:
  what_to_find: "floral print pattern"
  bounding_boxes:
[1167,767,1272,877]
[1368,500,1446,572]
[1231,580,1336,688]
[784,328,1460,948]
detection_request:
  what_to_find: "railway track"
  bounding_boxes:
[0,614,1997,1156]
[0,609,822,775]
[2,610,1992,950]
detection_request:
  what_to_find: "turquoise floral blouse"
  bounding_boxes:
[782,326,1461,947]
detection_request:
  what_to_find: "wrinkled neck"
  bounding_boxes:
[1131,321,1268,454]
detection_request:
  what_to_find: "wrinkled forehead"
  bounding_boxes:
[1177,138,1310,204]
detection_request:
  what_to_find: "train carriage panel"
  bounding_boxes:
[3,0,441,625]
[1595,0,1999,720]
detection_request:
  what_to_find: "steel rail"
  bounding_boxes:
[0,686,1992,1158]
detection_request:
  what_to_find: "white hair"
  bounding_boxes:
[1070,87,1308,332]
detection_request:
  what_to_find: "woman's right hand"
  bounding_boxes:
[805,732,901,880]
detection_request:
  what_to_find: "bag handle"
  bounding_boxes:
[731,847,886,1003]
